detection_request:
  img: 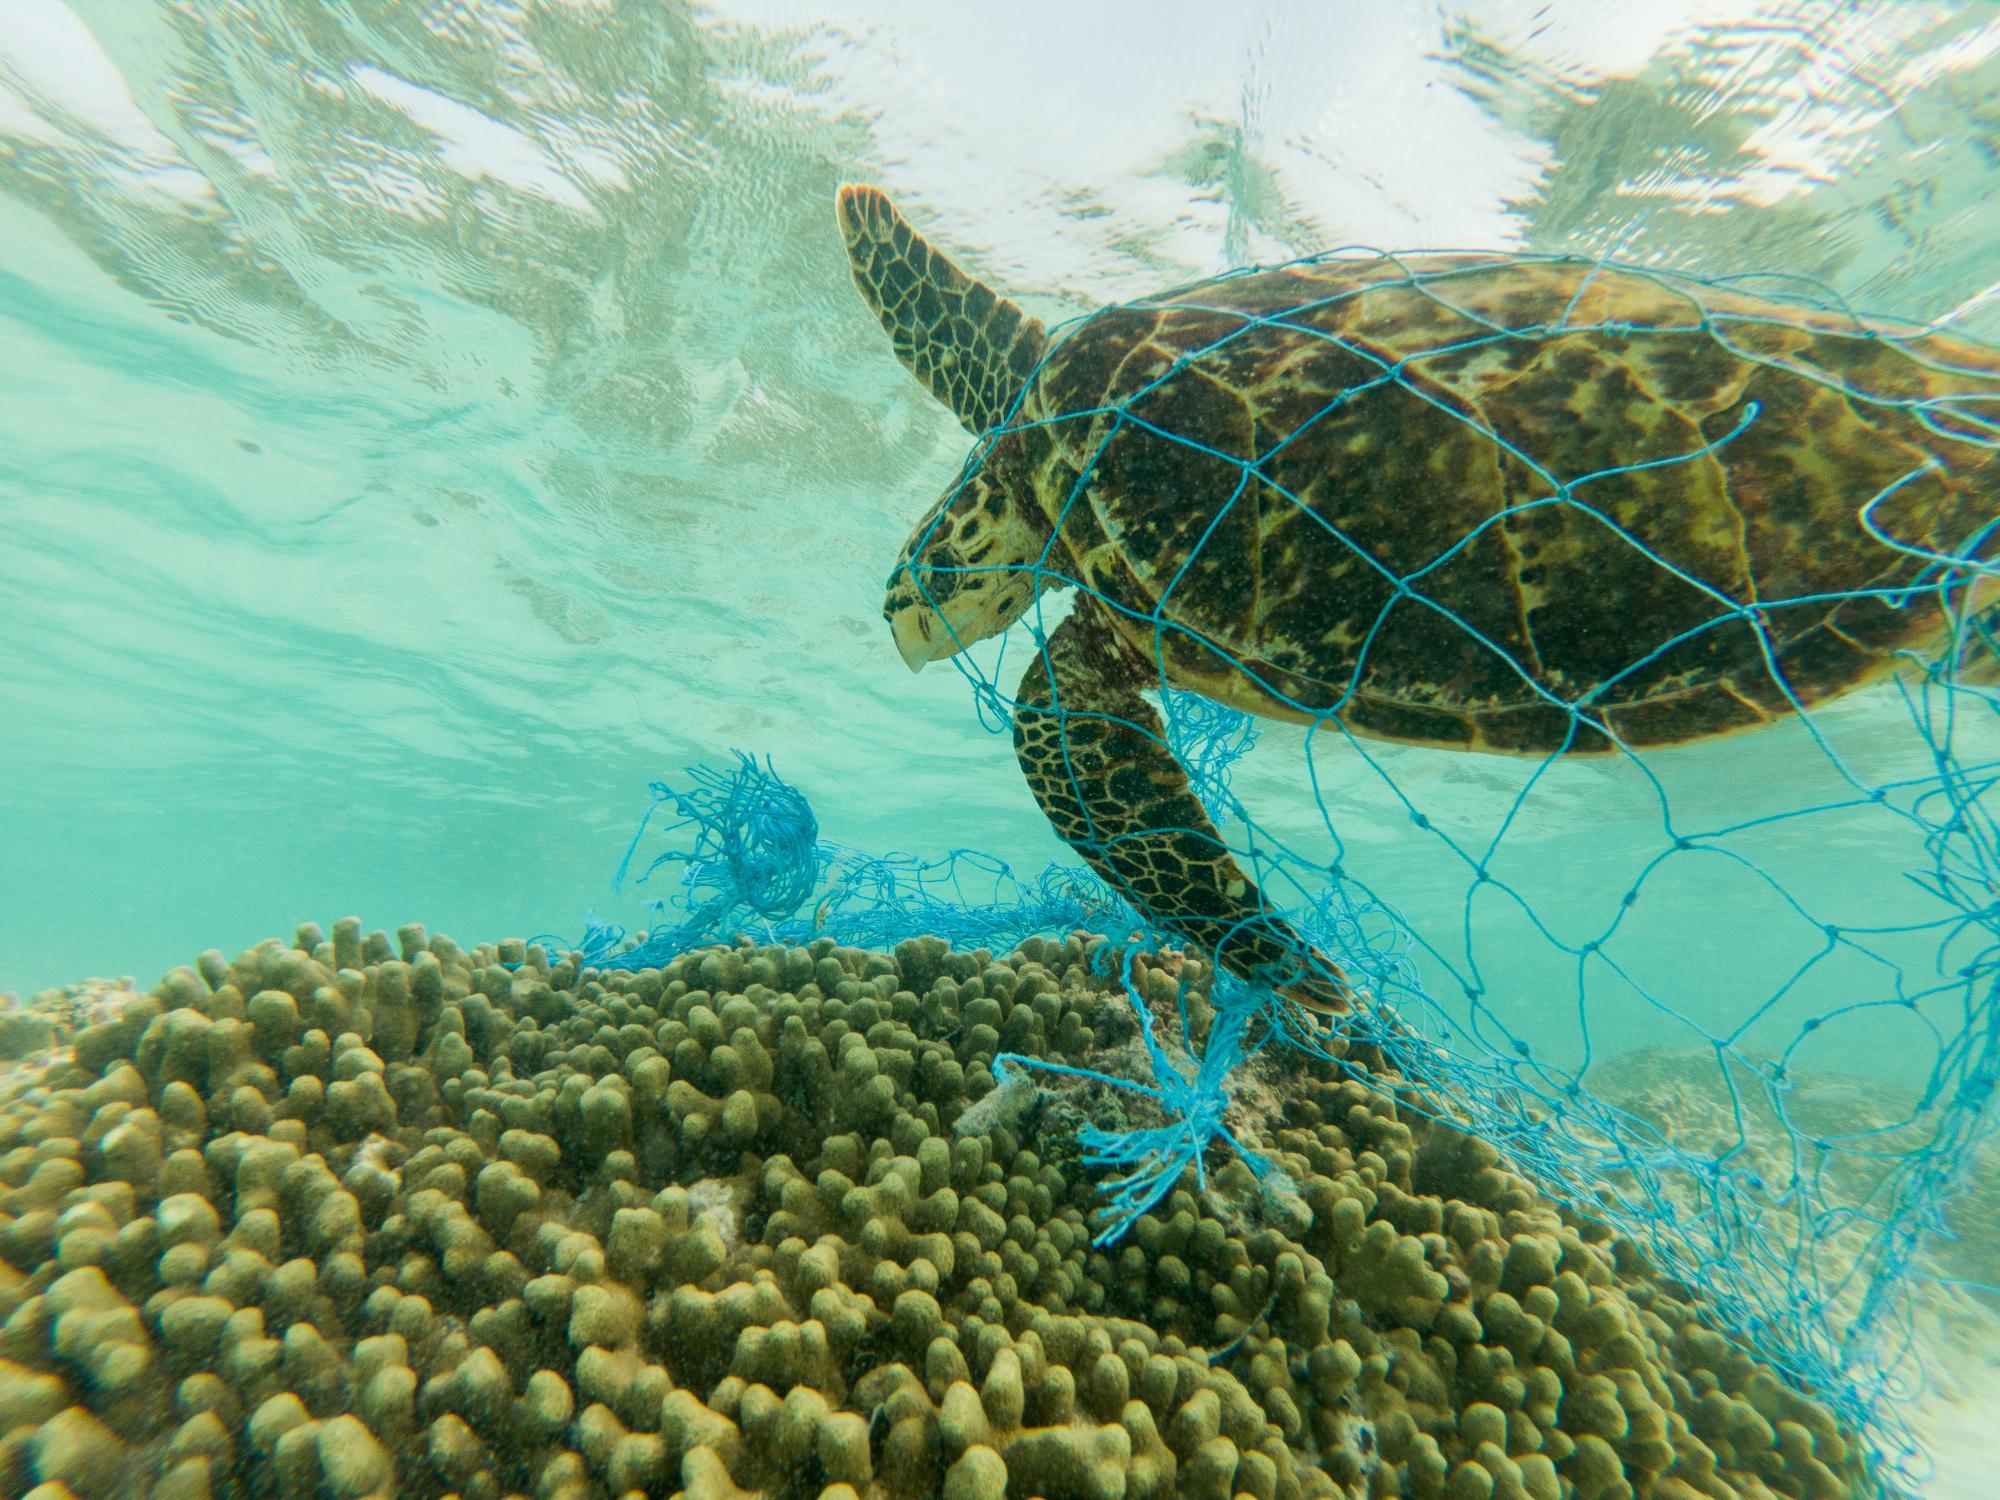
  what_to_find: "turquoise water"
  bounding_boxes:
[3,2,2000,1488]
[6,0,1998,1033]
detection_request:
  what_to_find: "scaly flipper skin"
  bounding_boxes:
[1014,600,1356,1016]
[835,184,1047,435]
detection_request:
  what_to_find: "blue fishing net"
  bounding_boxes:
[998,946,1289,1249]
[551,247,2000,1494]
[875,248,2000,1493]
[555,751,1138,970]
[1162,686,1260,821]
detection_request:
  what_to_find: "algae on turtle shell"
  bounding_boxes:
[0,918,1870,1498]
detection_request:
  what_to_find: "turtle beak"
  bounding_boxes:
[889,601,947,672]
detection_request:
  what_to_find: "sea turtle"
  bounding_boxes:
[836,184,2000,1016]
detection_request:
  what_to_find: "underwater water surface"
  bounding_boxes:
[3,2,2000,1497]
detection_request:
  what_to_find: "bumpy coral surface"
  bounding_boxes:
[0,920,1868,1499]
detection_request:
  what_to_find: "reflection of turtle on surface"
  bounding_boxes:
[837,184,2000,1018]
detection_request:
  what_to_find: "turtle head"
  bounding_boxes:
[886,444,1054,672]
[837,185,1061,671]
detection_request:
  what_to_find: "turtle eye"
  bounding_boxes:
[913,565,962,605]
[886,554,961,607]
[902,537,968,601]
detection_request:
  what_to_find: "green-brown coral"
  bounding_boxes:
[0,919,1870,1498]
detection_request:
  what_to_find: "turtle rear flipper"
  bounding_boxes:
[1015,602,1357,1017]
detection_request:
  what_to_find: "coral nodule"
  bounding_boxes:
[0,919,1867,1499]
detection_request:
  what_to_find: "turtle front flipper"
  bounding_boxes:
[1014,601,1358,1017]
[836,184,1048,435]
